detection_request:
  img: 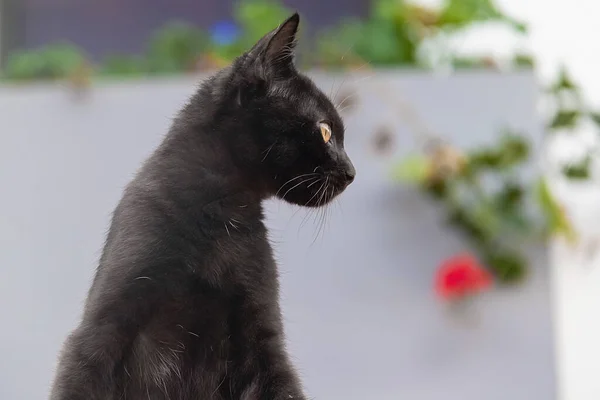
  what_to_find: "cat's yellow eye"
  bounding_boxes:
[319,122,332,144]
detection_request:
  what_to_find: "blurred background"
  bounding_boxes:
[1,0,599,399]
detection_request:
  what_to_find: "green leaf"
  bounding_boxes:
[499,133,530,165]
[483,249,527,283]
[534,178,577,243]
[562,156,592,180]
[513,53,534,68]
[495,182,524,211]
[446,207,489,244]
[468,150,503,169]
[438,0,526,33]
[425,179,449,199]
[590,112,600,127]
[548,110,580,130]
[360,20,417,65]
[549,67,578,93]
[471,203,501,236]
[315,0,420,67]
[392,155,429,183]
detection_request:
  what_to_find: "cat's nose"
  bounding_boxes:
[341,154,356,184]
[337,151,355,184]
[344,163,356,184]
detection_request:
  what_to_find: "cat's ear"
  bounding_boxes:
[248,13,300,76]
[263,13,299,68]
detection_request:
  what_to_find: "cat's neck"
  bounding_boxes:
[135,119,265,222]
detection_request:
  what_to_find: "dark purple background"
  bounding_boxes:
[17,0,369,59]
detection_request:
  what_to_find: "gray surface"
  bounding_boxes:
[0,72,554,399]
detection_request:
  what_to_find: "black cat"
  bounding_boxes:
[50,13,355,400]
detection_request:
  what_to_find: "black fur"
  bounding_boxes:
[50,13,355,400]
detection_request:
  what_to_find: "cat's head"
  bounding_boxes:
[221,13,355,207]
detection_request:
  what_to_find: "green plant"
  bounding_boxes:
[234,0,292,49]
[546,67,600,180]
[393,132,574,283]
[0,0,534,80]
[145,22,209,74]
[437,0,527,32]
[314,0,528,69]
[315,0,422,68]
[3,43,87,81]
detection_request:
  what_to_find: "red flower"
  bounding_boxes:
[435,253,492,300]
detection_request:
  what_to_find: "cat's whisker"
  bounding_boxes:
[335,91,358,110]
[275,173,319,197]
[306,180,326,229]
[292,178,323,218]
[311,176,330,245]
[333,60,373,108]
[334,74,373,112]
[322,181,334,235]
[337,104,354,115]
[332,65,369,107]
[334,197,343,216]
[298,179,326,232]
[306,179,321,189]
[324,185,336,236]
[280,176,320,201]
[318,192,330,241]
[347,73,373,86]
[261,142,277,162]
[328,41,360,101]
[229,220,240,231]
[224,222,231,238]
[329,79,336,102]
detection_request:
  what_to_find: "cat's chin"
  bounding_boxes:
[275,182,348,208]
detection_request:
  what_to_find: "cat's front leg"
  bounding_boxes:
[240,362,307,400]
[248,334,307,400]
[50,323,125,400]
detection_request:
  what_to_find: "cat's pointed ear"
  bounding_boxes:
[247,13,300,76]
[263,13,299,66]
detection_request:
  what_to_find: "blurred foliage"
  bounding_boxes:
[3,43,86,81]
[546,67,600,180]
[393,131,576,284]
[234,0,292,48]
[314,0,528,68]
[437,0,526,31]
[145,22,209,74]
[1,0,531,81]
